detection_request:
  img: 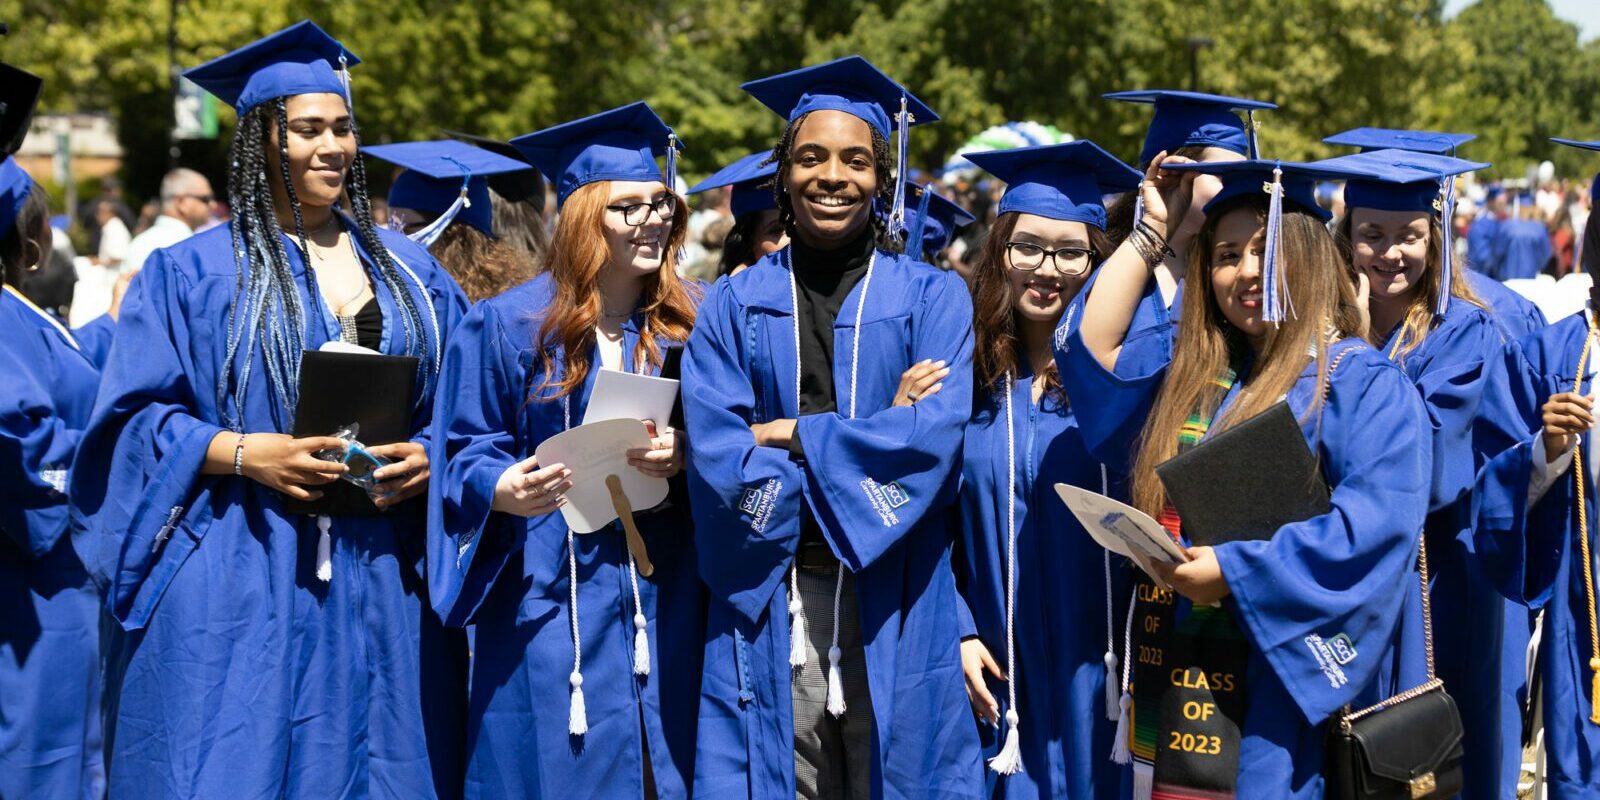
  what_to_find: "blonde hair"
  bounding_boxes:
[1334,214,1486,361]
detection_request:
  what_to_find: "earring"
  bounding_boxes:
[25,262,40,273]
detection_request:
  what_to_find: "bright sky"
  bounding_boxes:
[1443,0,1600,41]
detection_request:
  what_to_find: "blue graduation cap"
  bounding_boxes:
[510,102,679,208]
[182,20,358,114]
[1104,89,1276,165]
[1164,159,1367,322]
[962,140,1141,230]
[363,140,531,244]
[1319,148,1488,316]
[0,156,35,239]
[441,129,546,205]
[687,151,777,219]
[1323,127,1475,156]
[742,56,938,239]
[900,181,975,262]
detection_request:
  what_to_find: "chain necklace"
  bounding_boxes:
[304,215,370,344]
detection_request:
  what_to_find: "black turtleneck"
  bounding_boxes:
[790,227,876,423]
[788,226,874,551]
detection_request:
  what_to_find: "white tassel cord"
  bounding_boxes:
[629,554,650,677]
[788,250,876,692]
[788,567,808,668]
[1101,463,1120,722]
[566,527,588,736]
[988,374,1024,776]
[1111,584,1138,766]
[315,514,333,583]
[824,567,847,718]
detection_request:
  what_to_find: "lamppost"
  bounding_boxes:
[1187,36,1213,92]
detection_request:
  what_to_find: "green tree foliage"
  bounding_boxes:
[1,0,1595,201]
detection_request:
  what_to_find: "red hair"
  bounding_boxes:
[535,180,699,399]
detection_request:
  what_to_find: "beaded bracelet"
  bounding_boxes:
[233,434,247,476]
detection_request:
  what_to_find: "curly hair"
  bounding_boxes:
[428,222,536,302]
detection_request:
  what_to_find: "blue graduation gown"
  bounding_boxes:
[953,370,1129,799]
[1466,269,1547,342]
[1464,267,1548,799]
[1379,303,1526,800]
[73,312,117,370]
[0,289,105,800]
[427,274,705,799]
[1497,219,1553,282]
[1469,216,1503,280]
[1474,312,1600,799]
[683,248,984,800]
[67,220,469,799]
[1056,323,1432,798]
[1054,268,1176,470]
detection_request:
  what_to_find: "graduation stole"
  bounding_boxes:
[1123,368,1249,800]
[1571,311,1600,725]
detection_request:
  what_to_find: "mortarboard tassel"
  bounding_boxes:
[408,181,471,248]
[665,132,679,194]
[887,96,911,241]
[788,567,808,668]
[1435,177,1456,316]
[1245,110,1260,160]
[315,514,333,582]
[1261,164,1292,323]
[989,375,1025,776]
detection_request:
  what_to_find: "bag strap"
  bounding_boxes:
[1340,531,1444,731]
[1327,339,1443,731]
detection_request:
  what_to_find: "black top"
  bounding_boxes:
[788,228,875,549]
[352,295,382,351]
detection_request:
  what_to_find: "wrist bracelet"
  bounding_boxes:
[233,434,247,476]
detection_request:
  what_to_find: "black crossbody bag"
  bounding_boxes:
[1325,531,1463,799]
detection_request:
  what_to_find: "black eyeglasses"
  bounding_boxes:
[607,195,676,226]
[1005,241,1094,275]
[183,194,215,204]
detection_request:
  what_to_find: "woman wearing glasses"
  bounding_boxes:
[938,142,1140,797]
[427,102,704,799]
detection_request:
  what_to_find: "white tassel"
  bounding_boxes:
[627,556,649,676]
[315,515,332,583]
[988,708,1024,775]
[1103,650,1121,721]
[788,569,808,668]
[825,645,846,717]
[633,613,650,677]
[568,670,588,735]
[1111,693,1133,765]
[1132,762,1154,800]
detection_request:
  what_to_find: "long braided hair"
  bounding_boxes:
[765,112,902,253]
[218,95,437,431]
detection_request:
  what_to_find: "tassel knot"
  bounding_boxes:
[988,707,1024,775]
[315,515,333,583]
[825,644,846,718]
